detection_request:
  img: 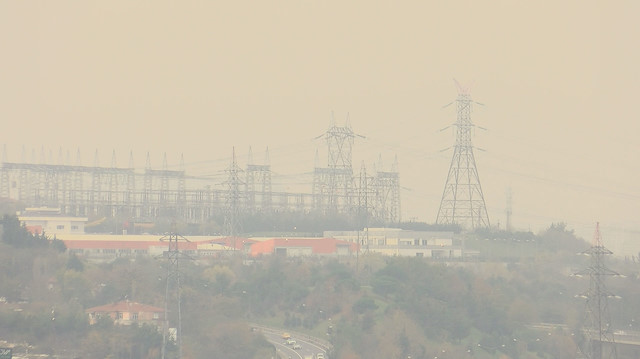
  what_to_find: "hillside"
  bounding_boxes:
[1,216,639,358]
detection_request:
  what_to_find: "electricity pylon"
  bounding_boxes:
[224,147,244,251]
[436,82,490,229]
[160,227,191,359]
[574,223,620,359]
[313,113,364,214]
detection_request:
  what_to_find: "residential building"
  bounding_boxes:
[86,300,164,326]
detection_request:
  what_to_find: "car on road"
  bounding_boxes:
[286,339,296,345]
[317,353,325,359]
[293,343,302,350]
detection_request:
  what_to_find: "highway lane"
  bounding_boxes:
[262,330,327,359]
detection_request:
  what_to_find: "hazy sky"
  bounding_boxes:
[1,1,639,253]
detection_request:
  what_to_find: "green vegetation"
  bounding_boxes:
[0,218,639,358]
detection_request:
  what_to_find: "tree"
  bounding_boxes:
[202,265,236,295]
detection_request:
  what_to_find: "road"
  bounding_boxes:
[260,329,328,359]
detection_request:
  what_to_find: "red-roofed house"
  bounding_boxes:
[86,300,164,326]
[248,237,357,257]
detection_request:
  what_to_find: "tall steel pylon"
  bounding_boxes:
[245,147,272,213]
[224,148,244,250]
[436,83,490,229]
[574,223,620,359]
[313,113,363,214]
[373,155,401,224]
[160,227,191,359]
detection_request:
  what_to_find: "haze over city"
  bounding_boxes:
[1,1,638,254]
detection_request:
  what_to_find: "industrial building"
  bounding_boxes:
[324,228,463,259]
[18,207,88,235]
[0,121,401,229]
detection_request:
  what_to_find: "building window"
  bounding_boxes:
[117,312,123,319]
[71,225,78,230]
[132,313,138,320]
[153,313,159,319]
[56,225,65,230]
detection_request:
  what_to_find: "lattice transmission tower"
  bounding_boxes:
[224,148,244,250]
[312,113,363,215]
[245,147,272,213]
[436,83,490,229]
[574,223,620,359]
[160,228,191,359]
[373,155,401,224]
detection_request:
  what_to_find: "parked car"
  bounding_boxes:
[293,343,302,350]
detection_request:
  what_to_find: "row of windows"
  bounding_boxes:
[54,225,80,230]
[117,312,139,320]
[80,249,149,254]
[96,312,160,321]
[373,239,448,246]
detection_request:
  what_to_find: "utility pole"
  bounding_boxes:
[574,223,620,359]
[436,81,490,229]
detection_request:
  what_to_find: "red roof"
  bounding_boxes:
[208,236,257,250]
[26,225,43,235]
[249,237,356,257]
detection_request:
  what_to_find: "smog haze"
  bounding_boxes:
[1,1,638,254]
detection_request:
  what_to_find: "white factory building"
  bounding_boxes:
[17,207,88,236]
[324,228,463,259]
